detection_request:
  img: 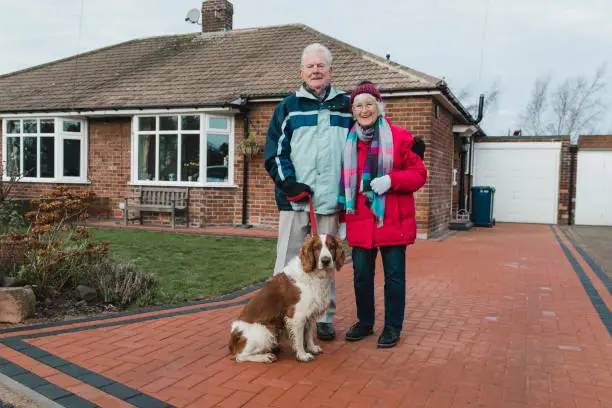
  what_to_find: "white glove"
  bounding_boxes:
[370,175,391,195]
[339,222,347,240]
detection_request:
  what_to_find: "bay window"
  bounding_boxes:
[2,118,87,182]
[133,114,233,185]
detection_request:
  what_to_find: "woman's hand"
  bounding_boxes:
[370,175,391,195]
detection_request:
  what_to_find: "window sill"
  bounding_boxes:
[129,181,238,188]
[2,177,91,185]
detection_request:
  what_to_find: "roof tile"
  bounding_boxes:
[0,24,441,112]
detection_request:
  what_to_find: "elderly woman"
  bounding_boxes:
[339,81,427,348]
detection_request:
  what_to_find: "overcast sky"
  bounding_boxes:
[1,0,611,135]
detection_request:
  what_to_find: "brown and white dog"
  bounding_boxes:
[229,234,345,363]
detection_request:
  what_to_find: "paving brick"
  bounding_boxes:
[216,390,257,408]
[3,225,612,408]
[186,394,224,408]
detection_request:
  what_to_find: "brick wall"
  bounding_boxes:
[474,136,575,224]
[1,117,132,219]
[2,95,458,236]
[385,98,431,237]
[452,136,463,217]
[559,140,575,224]
[88,117,132,215]
[422,101,454,238]
[3,117,250,227]
[578,134,612,149]
[237,97,448,237]
[236,103,280,228]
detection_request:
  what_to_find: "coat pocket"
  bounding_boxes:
[397,194,415,220]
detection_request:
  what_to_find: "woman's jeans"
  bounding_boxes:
[351,245,406,332]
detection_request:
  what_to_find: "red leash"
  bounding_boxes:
[286,192,318,235]
[308,194,317,236]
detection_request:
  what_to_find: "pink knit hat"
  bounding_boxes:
[349,81,382,106]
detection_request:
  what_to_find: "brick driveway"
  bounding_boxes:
[1,224,611,408]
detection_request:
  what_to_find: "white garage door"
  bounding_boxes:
[575,150,612,226]
[473,142,561,224]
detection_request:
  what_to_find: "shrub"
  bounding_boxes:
[16,186,158,306]
[0,167,28,234]
[85,259,158,306]
[0,201,27,234]
[0,232,29,279]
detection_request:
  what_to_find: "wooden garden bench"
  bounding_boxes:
[124,187,189,228]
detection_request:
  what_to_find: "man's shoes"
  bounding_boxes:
[316,322,336,341]
[345,321,374,342]
[377,327,400,348]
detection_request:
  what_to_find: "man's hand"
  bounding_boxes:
[280,181,313,202]
[370,175,391,195]
[339,222,347,241]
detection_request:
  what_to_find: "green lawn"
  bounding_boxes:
[87,228,277,305]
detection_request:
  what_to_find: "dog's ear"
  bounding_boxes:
[299,236,317,273]
[330,235,346,271]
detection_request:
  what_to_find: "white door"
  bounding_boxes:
[473,142,561,224]
[575,150,612,226]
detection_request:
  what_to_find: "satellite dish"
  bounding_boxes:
[185,8,201,24]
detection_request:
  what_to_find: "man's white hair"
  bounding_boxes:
[301,43,333,67]
[352,93,385,117]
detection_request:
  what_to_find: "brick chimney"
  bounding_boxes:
[201,0,233,32]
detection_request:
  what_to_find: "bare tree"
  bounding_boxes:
[550,64,607,137]
[520,74,551,136]
[520,64,608,138]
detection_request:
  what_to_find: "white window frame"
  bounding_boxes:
[130,113,235,187]
[1,117,89,183]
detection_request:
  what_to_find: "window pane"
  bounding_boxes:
[40,119,55,134]
[181,134,200,181]
[159,116,178,131]
[23,137,37,177]
[6,137,20,176]
[137,135,156,180]
[159,135,178,181]
[63,139,81,177]
[63,120,81,133]
[40,137,55,178]
[139,117,156,131]
[6,120,20,134]
[23,120,37,134]
[181,115,200,131]
[207,134,229,182]
[209,117,228,129]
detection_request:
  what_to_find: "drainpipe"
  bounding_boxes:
[474,94,485,124]
[458,94,484,212]
[459,140,468,210]
[467,140,474,211]
[467,95,484,212]
[230,97,252,228]
[568,144,578,225]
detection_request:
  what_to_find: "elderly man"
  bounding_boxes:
[264,43,352,341]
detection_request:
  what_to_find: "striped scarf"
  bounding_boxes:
[339,116,394,226]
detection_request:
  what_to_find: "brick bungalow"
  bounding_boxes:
[0,0,483,239]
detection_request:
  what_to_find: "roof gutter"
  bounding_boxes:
[248,86,480,124]
[376,84,484,128]
[0,103,231,118]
